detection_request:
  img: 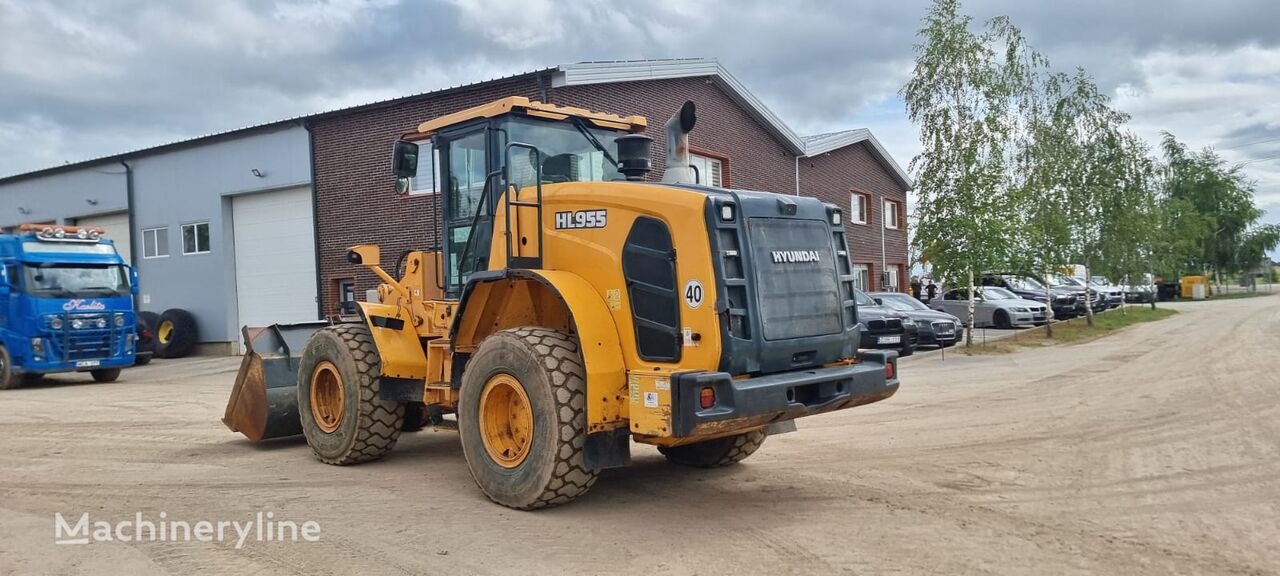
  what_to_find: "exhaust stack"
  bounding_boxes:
[662,101,698,184]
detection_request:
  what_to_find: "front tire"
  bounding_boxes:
[297,324,405,465]
[994,310,1012,329]
[91,369,121,383]
[458,327,597,510]
[0,346,19,390]
[155,308,198,359]
[659,429,767,468]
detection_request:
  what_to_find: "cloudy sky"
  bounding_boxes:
[3,0,1279,254]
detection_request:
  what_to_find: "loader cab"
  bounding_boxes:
[392,97,646,297]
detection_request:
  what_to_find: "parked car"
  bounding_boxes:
[1048,272,1104,313]
[979,272,1078,319]
[854,289,918,356]
[930,286,1048,329]
[1088,276,1125,309]
[871,292,964,347]
[1121,273,1157,303]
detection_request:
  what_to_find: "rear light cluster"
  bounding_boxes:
[885,361,896,380]
[699,386,716,409]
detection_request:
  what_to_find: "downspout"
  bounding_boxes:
[304,120,323,319]
[120,160,139,311]
[881,208,888,290]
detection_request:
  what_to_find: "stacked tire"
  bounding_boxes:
[153,308,199,359]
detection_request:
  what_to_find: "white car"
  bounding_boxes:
[930,287,1048,329]
[1088,276,1125,310]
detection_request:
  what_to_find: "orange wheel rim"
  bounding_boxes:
[310,361,345,433]
[478,374,533,468]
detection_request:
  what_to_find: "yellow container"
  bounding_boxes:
[1180,275,1209,299]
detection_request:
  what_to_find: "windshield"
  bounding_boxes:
[502,117,625,186]
[22,264,129,297]
[982,287,1018,300]
[853,289,877,307]
[1051,273,1085,287]
[877,294,928,311]
[1004,275,1045,291]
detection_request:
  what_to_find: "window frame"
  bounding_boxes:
[406,138,441,196]
[142,226,170,259]
[883,199,901,230]
[850,191,870,225]
[885,264,902,291]
[851,263,871,292]
[180,221,212,256]
[689,147,731,188]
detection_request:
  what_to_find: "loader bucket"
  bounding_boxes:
[222,322,328,442]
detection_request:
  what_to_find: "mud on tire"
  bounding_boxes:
[458,327,598,510]
[658,429,767,468]
[297,323,405,465]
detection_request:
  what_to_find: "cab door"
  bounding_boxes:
[438,125,494,297]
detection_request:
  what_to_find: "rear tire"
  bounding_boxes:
[994,310,1012,329]
[155,308,198,359]
[91,369,121,383]
[0,346,19,390]
[458,327,597,510]
[297,324,405,465]
[659,429,767,468]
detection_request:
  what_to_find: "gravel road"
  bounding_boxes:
[1,295,1277,575]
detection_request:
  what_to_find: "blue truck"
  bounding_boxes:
[0,224,138,389]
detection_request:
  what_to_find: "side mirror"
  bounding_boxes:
[391,140,419,179]
[0,264,8,296]
[873,298,883,305]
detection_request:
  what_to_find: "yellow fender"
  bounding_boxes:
[452,269,629,436]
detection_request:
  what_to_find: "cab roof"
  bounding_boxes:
[415,96,647,138]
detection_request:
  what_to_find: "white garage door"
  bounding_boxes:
[77,212,132,265]
[232,187,318,333]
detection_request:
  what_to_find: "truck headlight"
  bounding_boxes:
[95,318,107,329]
[50,316,63,330]
[31,337,44,354]
[71,319,84,330]
[114,314,125,327]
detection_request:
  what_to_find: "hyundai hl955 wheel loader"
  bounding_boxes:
[223,96,900,509]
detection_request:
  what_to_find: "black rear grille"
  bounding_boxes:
[622,216,681,362]
[746,218,842,341]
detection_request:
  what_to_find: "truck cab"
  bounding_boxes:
[0,225,138,388]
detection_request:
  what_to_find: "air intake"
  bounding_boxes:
[615,134,653,181]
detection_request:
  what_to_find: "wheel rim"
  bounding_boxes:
[309,361,345,433]
[478,374,533,468]
[158,320,173,344]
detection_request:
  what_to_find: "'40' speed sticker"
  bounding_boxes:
[684,280,704,309]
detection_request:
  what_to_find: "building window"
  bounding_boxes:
[884,199,901,230]
[181,222,211,255]
[852,264,870,291]
[885,264,901,291]
[336,278,357,314]
[850,192,869,225]
[408,140,440,195]
[689,153,724,187]
[142,227,169,259]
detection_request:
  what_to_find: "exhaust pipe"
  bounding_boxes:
[662,101,698,184]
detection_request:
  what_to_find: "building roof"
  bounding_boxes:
[802,129,912,189]
[2,58,912,190]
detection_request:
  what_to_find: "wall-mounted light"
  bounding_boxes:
[86,199,99,206]
[251,168,265,178]
[17,206,30,215]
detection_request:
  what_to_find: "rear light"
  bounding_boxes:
[699,386,716,409]
[885,361,896,380]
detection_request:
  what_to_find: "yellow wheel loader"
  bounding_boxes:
[224,96,900,509]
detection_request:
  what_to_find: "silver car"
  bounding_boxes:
[930,286,1048,329]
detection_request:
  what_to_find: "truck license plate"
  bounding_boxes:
[877,335,901,345]
[75,360,100,368]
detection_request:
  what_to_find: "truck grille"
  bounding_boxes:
[746,218,843,341]
[42,314,124,361]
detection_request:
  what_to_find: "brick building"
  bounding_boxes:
[310,59,911,314]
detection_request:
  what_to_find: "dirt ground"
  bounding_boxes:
[1,295,1278,575]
